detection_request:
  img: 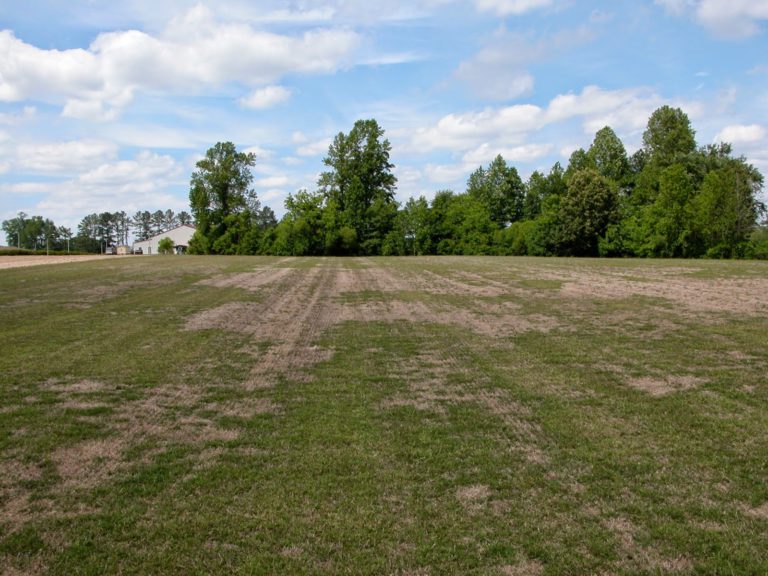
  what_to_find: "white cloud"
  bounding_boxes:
[410,104,544,152]
[474,0,555,16]
[714,124,766,145]
[0,5,359,118]
[39,151,184,225]
[243,145,273,159]
[297,137,333,157]
[424,162,474,184]
[240,85,291,110]
[0,150,186,228]
[409,85,694,154]
[15,140,118,174]
[255,175,290,188]
[462,142,553,165]
[656,0,768,38]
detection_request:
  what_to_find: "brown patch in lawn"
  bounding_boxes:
[744,502,768,520]
[604,516,692,573]
[58,399,111,411]
[38,382,243,499]
[554,268,768,317]
[44,379,108,393]
[207,398,281,418]
[417,269,506,297]
[184,302,264,333]
[626,375,706,396]
[499,558,545,576]
[52,438,128,490]
[186,261,560,387]
[456,484,492,509]
[197,266,293,291]
[0,557,46,576]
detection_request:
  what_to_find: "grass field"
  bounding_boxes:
[1,255,767,575]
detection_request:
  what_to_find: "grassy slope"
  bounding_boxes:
[0,256,767,575]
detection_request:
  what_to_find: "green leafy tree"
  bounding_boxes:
[524,163,566,220]
[692,160,765,257]
[132,210,153,241]
[564,148,594,182]
[2,212,27,248]
[557,169,619,256]
[588,126,629,184]
[150,210,165,236]
[643,106,696,168]
[643,164,697,257]
[189,142,258,254]
[157,237,175,254]
[318,119,398,255]
[467,155,525,227]
[177,211,193,226]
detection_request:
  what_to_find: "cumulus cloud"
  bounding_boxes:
[28,151,185,226]
[255,175,290,188]
[0,5,359,119]
[462,142,553,165]
[297,137,333,157]
[407,84,705,188]
[655,0,768,38]
[15,140,118,174]
[410,85,688,154]
[714,124,766,145]
[240,86,291,109]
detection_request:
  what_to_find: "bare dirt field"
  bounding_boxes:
[0,255,115,269]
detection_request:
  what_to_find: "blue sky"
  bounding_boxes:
[1,0,767,231]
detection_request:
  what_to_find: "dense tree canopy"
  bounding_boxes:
[317,119,398,255]
[209,109,765,259]
[188,142,262,254]
[11,108,765,260]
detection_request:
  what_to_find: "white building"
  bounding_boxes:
[133,224,196,255]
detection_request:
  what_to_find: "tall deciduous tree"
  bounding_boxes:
[558,169,619,256]
[467,155,525,227]
[643,106,696,168]
[588,126,629,184]
[189,142,257,254]
[318,119,398,255]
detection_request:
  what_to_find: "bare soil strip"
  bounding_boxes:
[0,255,114,269]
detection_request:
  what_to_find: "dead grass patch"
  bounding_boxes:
[554,269,768,318]
[52,438,128,490]
[457,484,492,509]
[743,502,768,520]
[186,262,561,388]
[499,558,545,575]
[604,516,693,573]
[197,267,293,291]
[626,375,706,397]
[44,379,108,393]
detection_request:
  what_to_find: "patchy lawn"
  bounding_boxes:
[1,256,767,574]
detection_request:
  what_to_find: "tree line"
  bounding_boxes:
[5,106,765,258]
[189,107,766,259]
[2,209,192,253]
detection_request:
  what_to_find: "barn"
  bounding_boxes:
[133,224,196,255]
